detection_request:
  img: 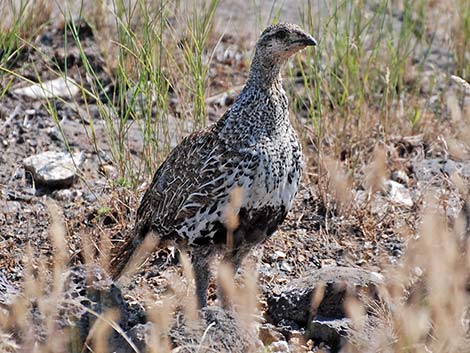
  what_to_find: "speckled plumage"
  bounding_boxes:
[111,23,317,308]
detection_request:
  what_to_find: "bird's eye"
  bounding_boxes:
[274,29,288,40]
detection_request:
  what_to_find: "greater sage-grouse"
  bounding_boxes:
[112,23,317,308]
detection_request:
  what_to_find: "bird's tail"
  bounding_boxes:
[110,221,159,281]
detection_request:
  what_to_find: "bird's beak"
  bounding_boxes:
[292,34,317,47]
[301,34,317,47]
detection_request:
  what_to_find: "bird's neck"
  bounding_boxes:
[246,53,284,91]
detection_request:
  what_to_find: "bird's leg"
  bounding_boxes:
[192,250,212,309]
[218,244,250,309]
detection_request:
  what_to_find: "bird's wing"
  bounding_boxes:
[135,129,213,234]
[135,128,259,242]
[111,130,215,279]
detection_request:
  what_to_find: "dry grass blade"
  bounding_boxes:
[180,252,199,323]
[116,233,160,285]
[81,307,141,353]
[365,146,387,194]
[223,186,243,253]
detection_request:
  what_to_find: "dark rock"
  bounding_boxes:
[259,323,286,345]
[109,306,261,353]
[58,265,146,351]
[309,317,350,351]
[108,323,150,353]
[59,267,261,353]
[267,266,383,326]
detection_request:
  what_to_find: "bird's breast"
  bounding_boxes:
[243,128,303,212]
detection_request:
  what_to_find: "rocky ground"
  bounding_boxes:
[1,1,470,353]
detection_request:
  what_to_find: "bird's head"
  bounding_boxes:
[247,23,317,88]
[255,23,317,63]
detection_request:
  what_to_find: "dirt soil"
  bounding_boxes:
[0,19,404,285]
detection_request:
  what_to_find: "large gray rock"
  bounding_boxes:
[413,158,470,181]
[23,151,85,188]
[267,267,385,352]
[267,266,384,326]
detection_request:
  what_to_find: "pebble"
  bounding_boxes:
[280,261,292,273]
[267,340,290,353]
[52,189,83,202]
[83,192,98,203]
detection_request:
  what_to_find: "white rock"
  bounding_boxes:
[268,340,290,353]
[384,180,413,207]
[274,250,287,259]
[23,151,85,188]
[13,77,79,99]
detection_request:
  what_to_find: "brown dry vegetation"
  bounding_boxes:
[1,0,470,352]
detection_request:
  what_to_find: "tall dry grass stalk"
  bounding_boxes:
[146,295,175,353]
[323,156,354,212]
[84,309,120,353]
[117,232,160,285]
[223,186,243,253]
[365,146,388,194]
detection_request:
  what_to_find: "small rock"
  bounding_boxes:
[321,259,337,267]
[13,77,80,99]
[109,323,150,353]
[13,168,25,179]
[52,189,82,202]
[384,180,413,207]
[309,318,350,350]
[1,201,21,215]
[280,261,293,273]
[99,164,118,179]
[274,250,287,259]
[259,323,285,345]
[391,170,409,185]
[267,340,290,353]
[47,127,65,142]
[23,151,85,188]
[83,192,98,203]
